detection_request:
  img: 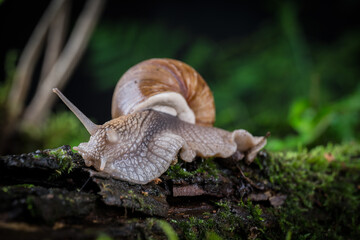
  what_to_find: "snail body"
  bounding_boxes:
[53,58,267,184]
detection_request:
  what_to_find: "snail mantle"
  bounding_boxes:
[53,58,268,184]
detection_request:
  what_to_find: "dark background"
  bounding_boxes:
[1,0,360,151]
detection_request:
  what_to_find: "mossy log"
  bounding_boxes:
[0,144,359,239]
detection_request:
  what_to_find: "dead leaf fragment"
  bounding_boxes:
[248,193,269,202]
[0,222,39,232]
[269,194,287,207]
[52,222,65,230]
[153,178,162,184]
[173,184,205,197]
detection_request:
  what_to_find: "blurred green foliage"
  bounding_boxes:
[22,111,89,151]
[89,22,188,90]
[156,220,179,240]
[86,2,360,151]
[0,50,17,106]
[39,111,89,149]
[1,2,359,152]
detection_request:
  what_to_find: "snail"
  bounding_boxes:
[53,58,268,184]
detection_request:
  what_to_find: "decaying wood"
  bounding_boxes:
[0,146,279,239]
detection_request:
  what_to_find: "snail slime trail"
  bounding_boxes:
[53,58,268,184]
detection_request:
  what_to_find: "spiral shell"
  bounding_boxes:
[111,58,215,126]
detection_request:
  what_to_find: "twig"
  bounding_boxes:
[22,0,106,127]
[6,0,67,121]
[39,0,70,86]
[78,177,91,192]
[236,164,264,190]
[0,0,67,153]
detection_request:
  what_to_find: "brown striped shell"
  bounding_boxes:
[111,58,215,126]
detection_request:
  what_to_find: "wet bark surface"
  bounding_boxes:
[0,146,281,239]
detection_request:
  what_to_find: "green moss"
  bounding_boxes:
[96,233,113,240]
[263,142,360,239]
[173,214,223,240]
[46,147,76,177]
[26,196,37,217]
[125,189,152,212]
[2,184,35,193]
[156,219,179,240]
[238,200,265,224]
[167,142,359,239]
[167,158,220,180]
[167,164,193,179]
[32,154,42,159]
[17,184,35,188]
[195,158,220,177]
[205,232,223,240]
[172,200,266,240]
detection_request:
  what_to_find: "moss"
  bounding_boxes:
[125,189,152,212]
[263,142,360,239]
[1,184,35,193]
[156,219,179,240]
[205,232,223,240]
[45,147,76,178]
[173,215,222,240]
[167,164,193,179]
[26,196,37,217]
[17,184,35,188]
[167,158,220,180]
[238,200,265,225]
[172,200,266,240]
[96,233,113,240]
[32,154,42,159]
[2,184,35,193]
[167,142,359,239]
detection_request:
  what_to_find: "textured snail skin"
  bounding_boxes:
[74,110,267,184]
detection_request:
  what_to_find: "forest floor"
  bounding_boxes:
[0,143,359,240]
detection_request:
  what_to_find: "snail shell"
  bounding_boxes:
[111,58,215,126]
